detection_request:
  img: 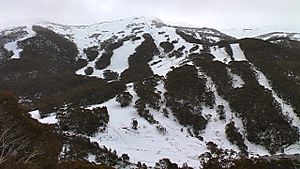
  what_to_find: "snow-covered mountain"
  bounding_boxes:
[0,17,300,168]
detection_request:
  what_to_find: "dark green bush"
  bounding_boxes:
[159,41,174,53]
[116,92,133,107]
[59,106,109,136]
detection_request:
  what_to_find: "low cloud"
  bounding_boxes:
[0,0,299,30]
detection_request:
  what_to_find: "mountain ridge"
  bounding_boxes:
[0,17,300,168]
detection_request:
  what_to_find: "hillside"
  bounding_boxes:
[0,17,299,169]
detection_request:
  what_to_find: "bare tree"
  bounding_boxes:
[0,122,43,164]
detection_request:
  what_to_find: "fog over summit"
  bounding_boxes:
[0,0,299,31]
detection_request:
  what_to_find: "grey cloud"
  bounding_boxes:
[0,0,299,30]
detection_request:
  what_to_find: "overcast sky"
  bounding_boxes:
[0,0,299,30]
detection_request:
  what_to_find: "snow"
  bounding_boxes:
[87,85,206,168]
[292,34,300,40]
[28,110,58,124]
[107,39,142,74]
[227,68,245,88]
[70,17,195,78]
[221,26,300,39]
[210,46,232,64]
[230,43,247,61]
[76,37,143,78]
[8,17,299,165]
[4,26,36,59]
[200,72,269,156]
[42,17,142,59]
[210,43,247,65]
[284,142,300,154]
[252,66,300,130]
[87,154,97,163]
[149,55,188,77]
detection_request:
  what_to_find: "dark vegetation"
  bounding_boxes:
[84,67,94,75]
[199,142,296,169]
[116,91,133,107]
[94,34,142,71]
[0,91,61,169]
[155,158,193,169]
[95,39,123,70]
[0,92,132,169]
[0,26,126,116]
[164,65,215,136]
[83,46,99,61]
[192,52,299,154]
[239,38,300,118]
[121,33,159,82]
[175,27,235,45]
[189,44,199,53]
[216,40,233,59]
[225,122,247,155]
[134,75,162,110]
[167,46,185,58]
[60,135,122,167]
[0,27,27,63]
[159,41,174,53]
[59,106,109,136]
[134,75,162,124]
[229,62,299,154]
[103,69,119,81]
[216,105,226,121]
[1,23,300,168]
[175,29,203,44]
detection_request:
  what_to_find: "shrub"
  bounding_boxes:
[216,40,233,58]
[120,33,159,83]
[216,105,226,121]
[133,75,161,111]
[103,70,119,81]
[59,106,109,136]
[83,46,99,61]
[239,38,300,118]
[189,45,199,53]
[175,29,203,44]
[84,67,94,75]
[116,92,133,107]
[159,41,174,53]
[164,65,211,135]
[0,91,62,169]
[95,40,123,70]
[225,122,248,155]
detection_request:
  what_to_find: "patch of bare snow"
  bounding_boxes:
[230,43,247,61]
[86,84,206,168]
[252,65,300,130]
[251,65,300,154]
[227,68,245,88]
[106,38,143,74]
[210,47,232,64]
[200,71,269,156]
[4,26,36,59]
[28,110,58,124]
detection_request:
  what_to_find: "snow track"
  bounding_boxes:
[87,85,207,168]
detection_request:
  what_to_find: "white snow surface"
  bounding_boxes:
[221,26,300,39]
[252,66,300,130]
[227,68,245,88]
[5,17,298,166]
[230,43,247,61]
[199,71,269,156]
[87,85,207,168]
[210,46,232,64]
[28,110,58,124]
[4,26,36,59]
